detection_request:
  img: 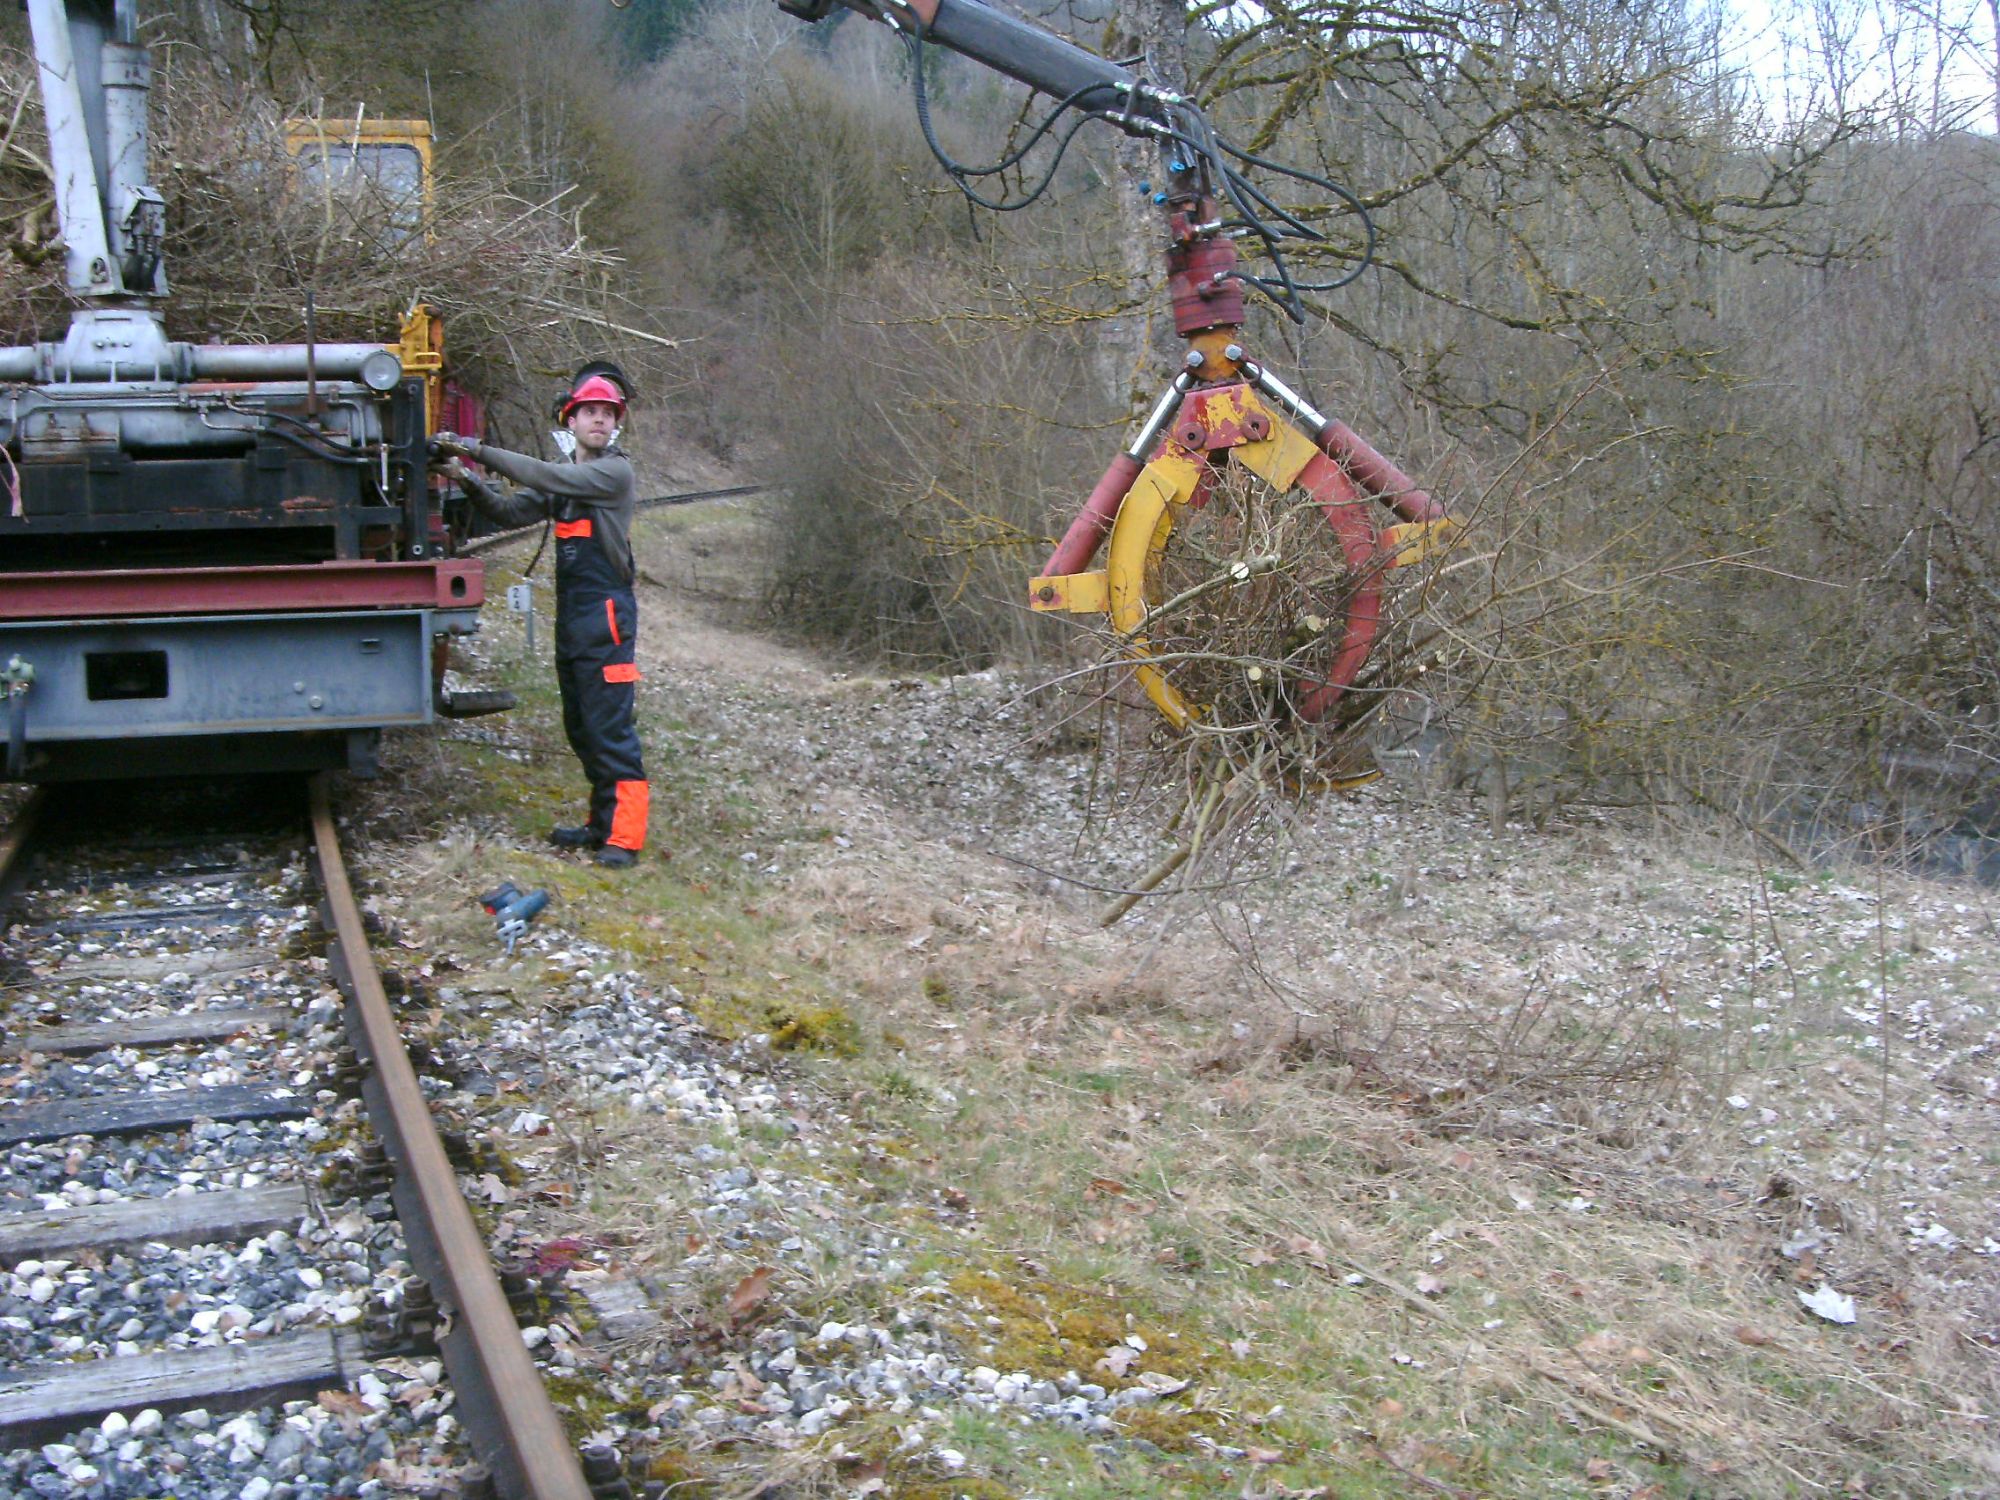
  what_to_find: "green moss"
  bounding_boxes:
[884,1478,1016,1500]
[1114,1405,1228,1449]
[922,972,956,1008]
[947,1269,1215,1387]
[540,1372,626,1441]
[875,1067,931,1102]
[765,999,862,1053]
[642,1448,717,1494]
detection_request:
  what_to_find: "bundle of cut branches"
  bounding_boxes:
[1,38,674,438]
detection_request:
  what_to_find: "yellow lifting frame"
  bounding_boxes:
[1031,389,1455,731]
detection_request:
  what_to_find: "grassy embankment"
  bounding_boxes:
[350,501,2000,1499]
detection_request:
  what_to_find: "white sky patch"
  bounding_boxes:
[1719,0,1997,132]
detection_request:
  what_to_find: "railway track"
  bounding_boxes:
[0,779,597,1500]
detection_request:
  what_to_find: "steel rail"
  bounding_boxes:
[0,790,47,903]
[306,776,591,1500]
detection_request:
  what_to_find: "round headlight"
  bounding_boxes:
[359,350,404,393]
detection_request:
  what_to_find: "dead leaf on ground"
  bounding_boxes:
[1246,1445,1284,1464]
[1414,1272,1447,1296]
[1733,1324,1774,1347]
[316,1388,370,1435]
[1585,1456,1616,1481]
[726,1265,776,1322]
[1573,1329,1658,1366]
[1283,1235,1330,1269]
[528,1238,589,1277]
[1095,1344,1140,1378]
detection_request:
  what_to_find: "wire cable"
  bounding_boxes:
[900,20,1377,319]
[905,29,1106,212]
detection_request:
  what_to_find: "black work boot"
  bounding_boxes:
[548,825,603,849]
[594,845,638,869]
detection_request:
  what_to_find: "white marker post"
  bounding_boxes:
[507,582,534,655]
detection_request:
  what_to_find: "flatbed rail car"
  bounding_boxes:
[0,344,482,781]
[0,0,483,781]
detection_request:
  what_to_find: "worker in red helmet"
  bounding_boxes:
[432,367,649,867]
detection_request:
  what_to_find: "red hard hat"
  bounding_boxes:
[560,374,627,422]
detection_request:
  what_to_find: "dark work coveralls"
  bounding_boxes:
[460,440,649,852]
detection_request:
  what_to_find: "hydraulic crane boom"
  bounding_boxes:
[25,0,166,302]
[777,0,1172,129]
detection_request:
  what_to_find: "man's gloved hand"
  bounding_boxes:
[428,431,473,461]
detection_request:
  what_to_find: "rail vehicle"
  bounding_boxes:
[0,0,484,782]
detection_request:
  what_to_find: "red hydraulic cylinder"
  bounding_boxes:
[1039,450,1144,580]
[1317,419,1448,524]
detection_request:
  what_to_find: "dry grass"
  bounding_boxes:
[785,836,2000,1492]
[344,505,2000,1497]
[680,503,2000,1494]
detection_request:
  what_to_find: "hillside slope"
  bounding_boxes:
[354,495,2000,1498]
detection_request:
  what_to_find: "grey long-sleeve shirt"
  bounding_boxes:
[458,440,638,585]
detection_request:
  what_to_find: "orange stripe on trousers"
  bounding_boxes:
[608,780,649,851]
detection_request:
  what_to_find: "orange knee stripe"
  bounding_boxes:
[607,780,649,851]
[603,662,639,683]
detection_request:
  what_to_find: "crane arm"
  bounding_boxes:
[25,0,165,301]
[771,0,1375,322]
[778,0,1181,136]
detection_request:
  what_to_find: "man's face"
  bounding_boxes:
[567,401,621,454]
